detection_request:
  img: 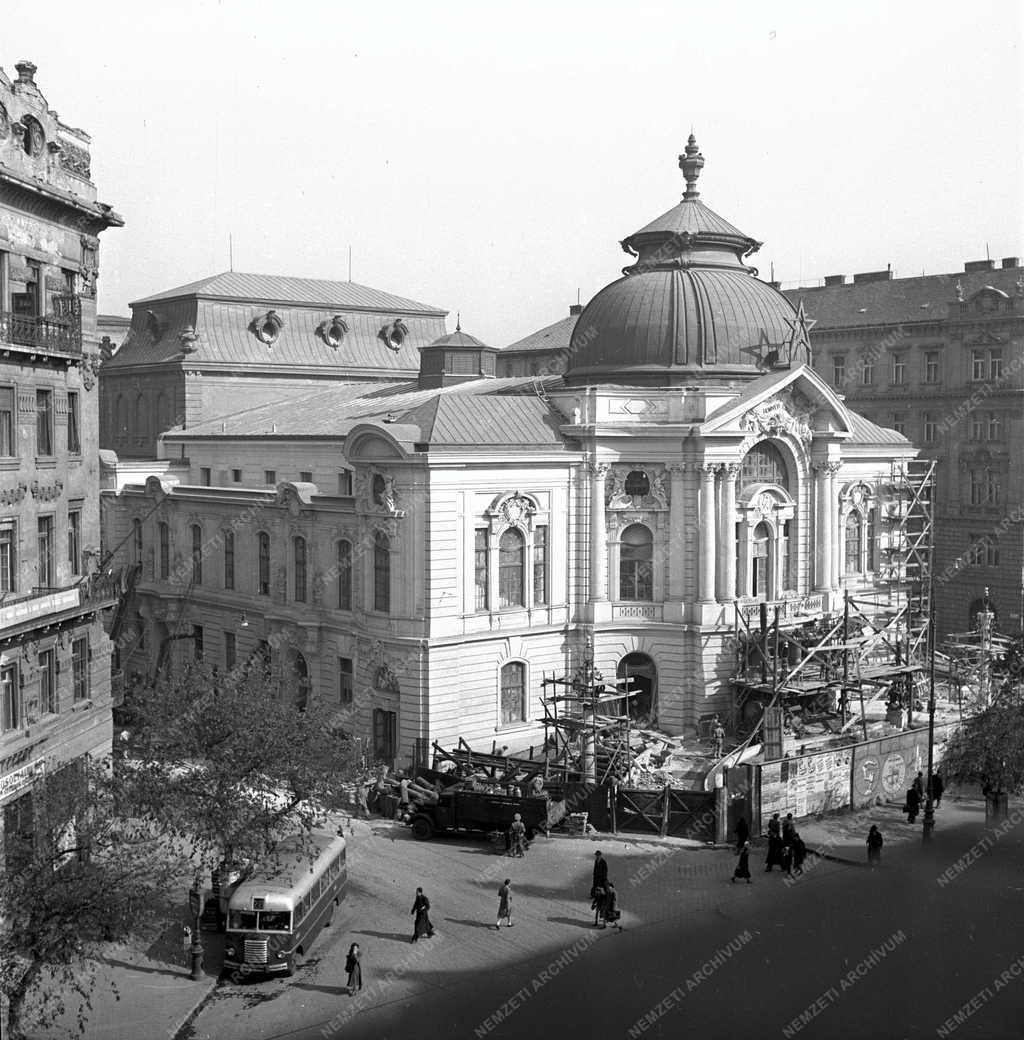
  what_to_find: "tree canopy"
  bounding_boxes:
[940,700,1024,795]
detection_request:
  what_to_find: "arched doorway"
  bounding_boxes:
[616,653,657,725]
[282,649,310,710]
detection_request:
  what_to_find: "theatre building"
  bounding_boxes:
[0,60,122,859]
[103,137,915,768]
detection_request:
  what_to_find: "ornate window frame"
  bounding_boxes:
[497,658,529,730]
[473,492,550,616]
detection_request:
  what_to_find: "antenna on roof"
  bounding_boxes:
[770,261,775,283]
[577,287,581,306]
[986,242,991,260]
[229,234,234,272]
[348,246,352,283]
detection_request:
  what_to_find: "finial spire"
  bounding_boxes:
[679,133,705,200]
[456,311,461,332]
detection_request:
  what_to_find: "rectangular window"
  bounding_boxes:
[971,414,984,441]
[36,389,53,456]
[967,534,983,566]
[67,508,82,576]
[533,525,548,606]
[987,538,1000,568]
[891,355,906,385]
[970,470,999,506]
[990,350,1003,380]
[258,533,271,595]
[231,469,242,483]
[339,657,353,705]
[192,624,204,661]
[37,516,54,588]
[223,530,235,590]
[972,350,986,381]
[225,631,236,671]
[0,386,13,456]
[337,541,352,610]
[924,415,937,444]
[200,467,211,486]
[373,708,397,763]
[861,358,874,385]
[832,355,846,385]
[159,523,170,579]
[265,470,276,486]
[294,538,307,602]
[988,412,1002,441]
[924,351,939,384]
[1,663,20,732]
[338,471,353,496]
[299,471,312,483]
[0,524,15,594]
[474,529,489,611]
[191,525,203,585]
[39,648,57,715]
[66,391,80,454]
[72,637,89,702]
[892,416,906,436]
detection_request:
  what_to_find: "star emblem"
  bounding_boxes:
[784,300,817,365]
[740,329,782,369]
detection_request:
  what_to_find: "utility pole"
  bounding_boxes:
[923,595,936,844]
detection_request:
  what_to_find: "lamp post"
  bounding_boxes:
[922,596,936,844]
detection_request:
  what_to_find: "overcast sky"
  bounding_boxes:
[7,0,1022,346]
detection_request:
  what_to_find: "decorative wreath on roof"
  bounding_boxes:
[249,310,284,347]
[378,318,409,352]
[316,315,349,349]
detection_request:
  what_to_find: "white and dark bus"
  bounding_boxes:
[223,830,347,977]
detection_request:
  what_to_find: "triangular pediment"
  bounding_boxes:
[699,364,853,440]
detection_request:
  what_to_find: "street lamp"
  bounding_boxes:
[922,596,937,844]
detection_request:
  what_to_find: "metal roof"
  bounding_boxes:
[502,314,577,355]
[626,197,751,244]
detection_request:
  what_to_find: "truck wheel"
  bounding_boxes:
[410,816,434,840]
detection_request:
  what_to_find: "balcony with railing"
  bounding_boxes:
[0,297,83,357]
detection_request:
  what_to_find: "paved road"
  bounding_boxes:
[186,800,1024,1040]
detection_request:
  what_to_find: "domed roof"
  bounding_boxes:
[565,136,807,386]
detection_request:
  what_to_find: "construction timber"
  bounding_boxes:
[731,459,935,756]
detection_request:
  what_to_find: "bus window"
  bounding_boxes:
[259,911,291,931]
[229,910,258,930]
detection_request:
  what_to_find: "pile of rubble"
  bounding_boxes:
[600,728,708,789]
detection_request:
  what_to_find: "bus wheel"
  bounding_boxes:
[410,816,434,840]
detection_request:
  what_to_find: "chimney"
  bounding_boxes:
[14,61,37,85]
[824,275,847,287]
[1002,257,1019,269]
[964,259,996,273]
[853,270,894,284]
[569,303,583,317]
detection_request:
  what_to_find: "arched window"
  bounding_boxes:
[257,532,271,596]
[337,540,352,611]
[374,531,391,613]
[115,394,127,442]
[190,524,203,585]
[865,510,877,572]
[498,529,525,608]
[619,524,653,601]
[131,518,143,565]
[500,661,527,726]
[739,442,789,491]
[134,394,147,444]
[845,513,863,575]
[158,522,169,579]
[751,522,770,598]
[293,536,307,602]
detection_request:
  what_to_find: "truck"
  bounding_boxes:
[407,789,550,841]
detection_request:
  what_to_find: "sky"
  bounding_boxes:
[6,0,1023,346]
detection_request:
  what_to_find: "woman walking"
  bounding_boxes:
[345,943,362,994]
[410,887,435,942]
[495,879,513,929]
[732,841,752,884]
[867,825,883,869]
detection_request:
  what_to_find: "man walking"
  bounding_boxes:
[510,813,527,857]
[410,887,435,942]
[496,879,513,929]
[735,815,749,853]
[931,770,945,808]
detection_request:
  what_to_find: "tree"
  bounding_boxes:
[120,658,356,874]
[940,701,1024,818]
[1,757,179,1040]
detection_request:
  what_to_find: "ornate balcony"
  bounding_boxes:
[0,301,82,356]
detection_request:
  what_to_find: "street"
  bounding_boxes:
[184,796,1024,1040]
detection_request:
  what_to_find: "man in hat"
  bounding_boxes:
[592,850,608,905]
[510,813,527,857]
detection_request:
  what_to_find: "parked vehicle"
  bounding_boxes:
[407,790,549,841]
[222,830,346,977]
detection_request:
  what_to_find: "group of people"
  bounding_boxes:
[905,769,944,824]
[590,850,622,929]
[732,813,808,882]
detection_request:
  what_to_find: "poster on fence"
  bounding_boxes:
[759,748,853,827]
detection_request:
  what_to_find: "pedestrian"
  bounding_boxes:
[735,815,749,853]
[592,884,608,926]
[931,770,944,808]
[912,771,925,803]
[712,716,726,758]
[782,812,796,847]
[345,943,362,994]
[410,887,435,942]
[765,813,783,872]
[866,825,883,869]
[791,833,807,876]
[604,881,622,930]
[732,841,752,883]
[906,786,920,825]
[592,850,608,896]
[496,879,513,929]
[355,777,371,819]
[510,813,527,857]
[781,841,794,877]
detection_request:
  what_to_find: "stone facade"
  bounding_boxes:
[0,60,123,858]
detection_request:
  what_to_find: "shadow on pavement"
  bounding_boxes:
[350,928,412,943]
[444,918,500,930]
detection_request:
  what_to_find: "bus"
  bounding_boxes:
[222,830,347,977]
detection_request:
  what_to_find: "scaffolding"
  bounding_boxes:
[942,592,1005,715]
[730,458,935,754]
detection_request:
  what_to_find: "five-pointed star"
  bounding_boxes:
[785,299,817,364]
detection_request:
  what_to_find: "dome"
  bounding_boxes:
[565,136,808,386]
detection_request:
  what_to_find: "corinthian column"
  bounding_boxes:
[814,461,841,591]
[667,462,686,602]
[719,463,739,602]
[827,461,842,591]
[590,461,610,603]
[699,463,718,604]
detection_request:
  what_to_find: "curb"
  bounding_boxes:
[169,978,221,1040]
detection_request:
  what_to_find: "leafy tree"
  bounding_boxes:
[941,701,1024,810]
[1,757,179,1040]
[120,658,356,873]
